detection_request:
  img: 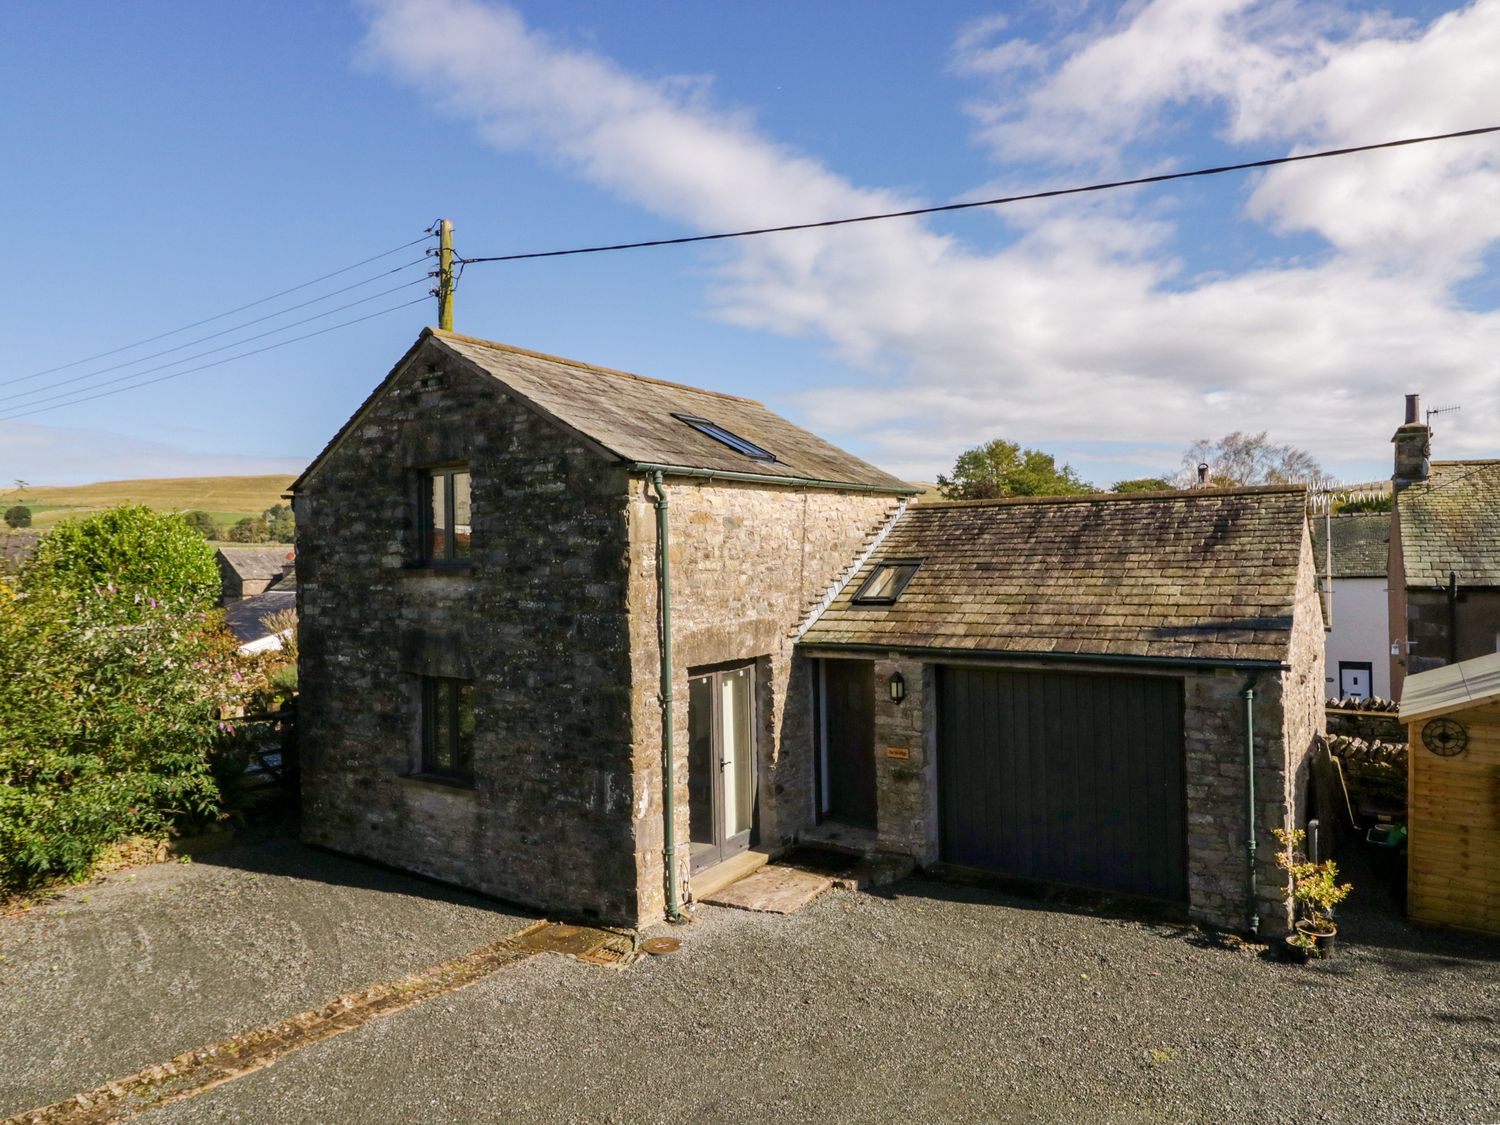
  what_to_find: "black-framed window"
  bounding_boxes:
[422,467,472,563]
[672,414,776,462]
[420,677,475,782]
[851,558,922,605]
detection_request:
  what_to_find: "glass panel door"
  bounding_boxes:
[685,663,758,873]
[721,666,755,845]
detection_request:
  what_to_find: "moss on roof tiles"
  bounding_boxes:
[801,486,1308,664]
[1397,461,1500,587]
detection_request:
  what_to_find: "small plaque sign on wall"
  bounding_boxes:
[885,746,911,760]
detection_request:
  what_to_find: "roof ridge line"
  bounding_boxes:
[913,483,1308,509]
[429,328,764,406]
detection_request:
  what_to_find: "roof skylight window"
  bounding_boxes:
[852,559,922,605]
[674,414,776,462]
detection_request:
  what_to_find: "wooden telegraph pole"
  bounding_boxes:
[436,219,455,331]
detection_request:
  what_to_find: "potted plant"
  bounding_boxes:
[1272,827,1353,958]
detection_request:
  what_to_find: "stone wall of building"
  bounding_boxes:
[624,479,903,922]
[297,337,641,923]
[827,648,1312,936]
[871,658,938,863]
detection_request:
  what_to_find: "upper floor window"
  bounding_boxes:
[423,468,472,563]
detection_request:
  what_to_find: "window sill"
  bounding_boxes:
[402,563,474,578]
[400,772,477,796]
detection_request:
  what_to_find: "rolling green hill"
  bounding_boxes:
[0,475,296,530]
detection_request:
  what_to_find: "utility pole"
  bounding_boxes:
[435,219,455,331]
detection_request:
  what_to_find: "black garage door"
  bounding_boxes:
[938,666,1186,902]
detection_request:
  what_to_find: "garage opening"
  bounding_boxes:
[938,665,1186,902]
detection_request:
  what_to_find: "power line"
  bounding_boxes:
[0,296,430,422]
[0,257,429,395]
[0,270,431,406]
[13,232,434,384]
[0,277,432,410]
[456,126,1500,264]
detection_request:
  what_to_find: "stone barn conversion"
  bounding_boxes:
[291,328,914,925]
[294,327,1323,934]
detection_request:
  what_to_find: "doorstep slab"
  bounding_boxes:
[701,865,834,914]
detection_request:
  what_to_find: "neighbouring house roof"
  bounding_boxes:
[0,529,40,576]
[216,547,295,584]
[800,485,1310,666]
[292,329,916,495]
[1397,461,1500,588]
[224,588,297,649]
[1310,512,1390,579]
[1399,650,1500,723]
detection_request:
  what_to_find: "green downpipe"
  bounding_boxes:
[652,471,684,923]
[1241,674,1260,936]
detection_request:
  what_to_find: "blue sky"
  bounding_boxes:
[2,0,1497,487]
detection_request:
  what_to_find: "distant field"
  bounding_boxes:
[0,475,295,530]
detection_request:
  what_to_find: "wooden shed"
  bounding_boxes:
[1400,651,1500,935]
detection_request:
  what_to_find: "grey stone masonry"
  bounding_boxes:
[296,334,640,923]
[872,659,938,864]
[624,479,901,922]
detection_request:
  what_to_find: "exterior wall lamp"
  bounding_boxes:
[888,671,907,704]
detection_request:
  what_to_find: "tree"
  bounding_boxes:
[182,510,219,540]
[24,505,220,611]
[0,575,244,890]
[1180,432,1325,488]
[4,505,31,528]
[937,439,1094,500]
[263,503,295,543]
[1111,477,1173,494]
[226,516,271,544]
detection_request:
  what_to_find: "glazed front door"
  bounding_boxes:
[688,664,757,874]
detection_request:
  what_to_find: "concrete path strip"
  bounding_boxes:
[3,921,634,1125]
[701,865,833,913]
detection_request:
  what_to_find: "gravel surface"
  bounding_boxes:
[144,862,1500,1124]
[0,825,535,1116]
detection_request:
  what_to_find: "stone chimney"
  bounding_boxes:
[1392,393,1430,492]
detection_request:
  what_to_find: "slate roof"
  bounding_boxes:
[294,329,915,495]
[216,547,295,583]
[1310,512,1389,579]
[224,588,297,646]
[800,485,1310,665]
[1397,461,1500,587]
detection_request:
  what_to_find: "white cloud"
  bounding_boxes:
[361,0,1500,483]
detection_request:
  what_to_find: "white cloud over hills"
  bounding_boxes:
[363,0,1500,482]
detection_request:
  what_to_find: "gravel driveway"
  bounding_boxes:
[6,834,1499,1124]
[0,826,534,1117]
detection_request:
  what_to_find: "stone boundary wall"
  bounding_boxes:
[1326,707,1405,744]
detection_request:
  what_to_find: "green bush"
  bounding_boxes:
[0,584,242,889]
[264,503,295,543]
[182,510,220,540]
[226,516,270,543]
[26,505,220,610]
[3,505,30,529]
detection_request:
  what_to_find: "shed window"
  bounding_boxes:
[422,468,472,562]
[852,559,921,605]
[673,415,776,462]
[421,677,474,782]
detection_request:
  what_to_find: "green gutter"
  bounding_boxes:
[650,471,684,924]
[629,462,919,496]
[797,642,1289,674]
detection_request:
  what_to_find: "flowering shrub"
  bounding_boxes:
[0,578,249,890]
